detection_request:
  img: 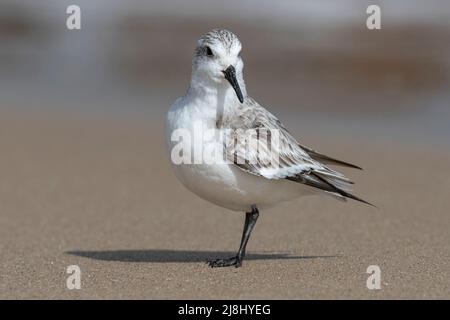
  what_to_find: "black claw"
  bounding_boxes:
[207,256,242,268]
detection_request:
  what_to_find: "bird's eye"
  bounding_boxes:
[205,46,213,57]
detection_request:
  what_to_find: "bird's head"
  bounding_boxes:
[192,29,245,103]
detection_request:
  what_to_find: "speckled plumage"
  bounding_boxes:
[197,29,240,53]
[221,97,359,198]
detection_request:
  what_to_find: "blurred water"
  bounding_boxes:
[0,0,449,147]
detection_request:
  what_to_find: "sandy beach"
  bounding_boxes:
[0,110,448,299]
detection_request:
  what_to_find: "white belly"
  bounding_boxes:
[171,161,315,212]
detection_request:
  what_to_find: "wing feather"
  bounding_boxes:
[221,97,371,205]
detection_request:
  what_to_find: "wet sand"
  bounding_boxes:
[0,110,449,299]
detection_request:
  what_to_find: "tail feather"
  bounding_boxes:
[287,171,374,207]
[299,144,363,170]
[310,172,375,207]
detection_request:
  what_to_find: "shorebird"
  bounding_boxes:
[166,29,371,268]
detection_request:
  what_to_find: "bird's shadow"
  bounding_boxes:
[66,249,339,263]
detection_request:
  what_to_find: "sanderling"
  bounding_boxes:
[166,29,371,268]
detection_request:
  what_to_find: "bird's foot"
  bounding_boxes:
[207,256,242,268]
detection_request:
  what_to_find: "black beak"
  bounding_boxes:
[222,65,244,103]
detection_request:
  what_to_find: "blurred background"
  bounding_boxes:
[1,0,449,299]
[1,0,450,145]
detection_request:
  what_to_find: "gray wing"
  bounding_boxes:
[222,97,371,205]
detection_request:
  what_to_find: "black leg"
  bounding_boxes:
[207,206,259,268]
